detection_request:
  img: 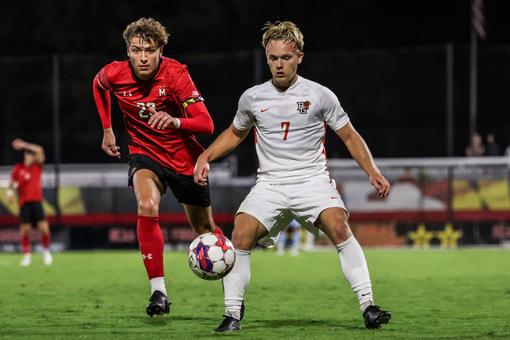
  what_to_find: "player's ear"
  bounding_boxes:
[297,51,304,64]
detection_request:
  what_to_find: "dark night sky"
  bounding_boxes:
[1,0,510,166]
[2,0,510,56]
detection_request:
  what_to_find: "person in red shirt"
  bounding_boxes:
[93,17,222,317]
[7,139,52,267]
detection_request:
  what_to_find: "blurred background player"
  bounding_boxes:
[6,139,52,266]
[195,21,391,332]
[93,17,222,317]
[484,132,501,156]
[465,132,485,157]
[276,219,302,256]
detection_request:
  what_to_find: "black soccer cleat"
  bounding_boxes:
[215,302,244,332]
[215,316,240,332]
[146,290,170,317]
[363,305,391,329]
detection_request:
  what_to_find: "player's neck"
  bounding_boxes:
[134,70,157,81]
[272,74,299,92]
[131,60,161,82]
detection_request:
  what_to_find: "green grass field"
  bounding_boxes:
[0,248,509,339]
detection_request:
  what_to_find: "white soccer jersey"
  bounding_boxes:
[233,76,349,183]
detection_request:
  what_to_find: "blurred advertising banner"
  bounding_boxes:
[1,158,510,249]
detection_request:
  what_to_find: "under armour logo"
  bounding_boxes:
[122,91,133,97]
[142,253,153,260]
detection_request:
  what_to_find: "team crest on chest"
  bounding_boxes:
[21,170,31,181]
[296,101,311,114]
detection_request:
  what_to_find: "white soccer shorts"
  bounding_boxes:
[236,175,348,247]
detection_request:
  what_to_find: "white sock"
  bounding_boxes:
[150,277,167,296]
[336,236,374,312]
[223,249,251,320]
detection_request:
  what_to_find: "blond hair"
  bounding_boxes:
[261,21,304,51]
[123,18,169,48]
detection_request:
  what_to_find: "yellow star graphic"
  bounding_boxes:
[408,223,434,248]
[436,223,462,249]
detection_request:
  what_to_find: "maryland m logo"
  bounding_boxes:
[297,101,311,114]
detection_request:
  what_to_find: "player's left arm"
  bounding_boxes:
[335,123,390,197]
[12,139,45,164]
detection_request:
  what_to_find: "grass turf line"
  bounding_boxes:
[0,248,509,339]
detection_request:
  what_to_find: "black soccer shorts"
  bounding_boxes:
[20,201,46,225]
[128,154,211,207]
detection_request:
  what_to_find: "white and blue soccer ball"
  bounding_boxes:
[188,233,235,280]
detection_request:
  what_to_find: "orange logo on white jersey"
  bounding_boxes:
[297,101,311,114]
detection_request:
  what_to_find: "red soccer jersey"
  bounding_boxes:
[93,57,214,175]
[11,163,43,207]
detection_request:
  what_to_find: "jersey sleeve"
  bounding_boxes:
[179,101,214,135]
[171,66,213,134]
[173,65,204,105]
[232,90,255,131]
[320,87,349,131]
[93,66,112,129]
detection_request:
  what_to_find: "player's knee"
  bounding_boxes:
[231,227,255,250]
[330,220,352,243]
[38,221,49,233]
[137,199,159,216]
[20,224,31,234]
[232,235,249,250]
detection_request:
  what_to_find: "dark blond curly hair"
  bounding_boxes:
[261,21,304,51]
[123,17,169,48]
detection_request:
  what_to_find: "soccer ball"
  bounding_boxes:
[188,232,236,280]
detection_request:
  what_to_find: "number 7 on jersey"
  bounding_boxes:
[281,121,290,141]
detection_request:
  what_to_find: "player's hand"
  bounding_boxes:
[147,107,180,130]
[12,138,26,150]
[194,155,210,187]
[102,128,121,159]
[369,172,390,198]
[6,188,15,204]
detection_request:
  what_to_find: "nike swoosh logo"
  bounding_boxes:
[361,292,371,296]
[261,108,270,112]
[330,196,338,199]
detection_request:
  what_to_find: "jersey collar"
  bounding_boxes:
[270,75,301,92]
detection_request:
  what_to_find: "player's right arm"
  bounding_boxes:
[194,124,250,186]
[194,90,255,186]
[6,165,19,204]
[93,68,121,159]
